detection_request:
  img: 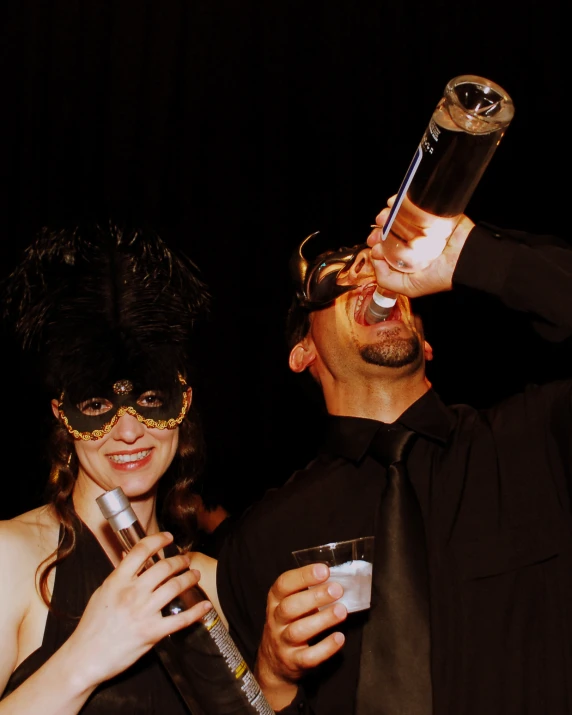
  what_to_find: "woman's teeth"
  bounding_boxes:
[109,449,151,464]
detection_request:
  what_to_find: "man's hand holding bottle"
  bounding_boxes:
[367,194,475,299]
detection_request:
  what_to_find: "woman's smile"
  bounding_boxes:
[106,448,154,469]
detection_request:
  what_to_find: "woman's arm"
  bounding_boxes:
[0,520,36,698]
[188,551,227,628]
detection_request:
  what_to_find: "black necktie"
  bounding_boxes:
[355,425,432,715]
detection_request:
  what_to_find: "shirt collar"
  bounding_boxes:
[321,388,454,463]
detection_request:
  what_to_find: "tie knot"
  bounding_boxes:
[369,424,416,467]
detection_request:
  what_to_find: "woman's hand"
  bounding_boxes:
[64,532,212,689]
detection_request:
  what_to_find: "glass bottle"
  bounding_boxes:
[365,74,514,324]
[96,487,274,715]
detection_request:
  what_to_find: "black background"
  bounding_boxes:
[0,0,567,519]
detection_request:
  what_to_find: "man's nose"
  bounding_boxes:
[347,248,375,281]
[112,411,146,443]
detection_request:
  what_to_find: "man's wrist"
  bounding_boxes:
[255,659,300,711]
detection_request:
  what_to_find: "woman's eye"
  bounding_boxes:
[77,398,113,416]
[138,391,164,408]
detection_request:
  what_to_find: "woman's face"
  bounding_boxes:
[52,387,192,499]
[75,412,180,498]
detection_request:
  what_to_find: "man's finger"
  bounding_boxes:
[280,602,348,646]
[269,564,330,602]
[293,631,346,670]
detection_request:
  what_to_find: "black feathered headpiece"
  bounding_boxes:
[2,221,211,400]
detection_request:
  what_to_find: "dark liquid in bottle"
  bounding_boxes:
[156,606,274,715]
[407,112,507,217]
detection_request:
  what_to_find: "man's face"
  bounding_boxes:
[290,246,428,382]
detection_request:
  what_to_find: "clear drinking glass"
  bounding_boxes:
[292,536,375,613]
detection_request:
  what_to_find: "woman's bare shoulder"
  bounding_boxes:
[0,505,60,566]
[0,507,60,682]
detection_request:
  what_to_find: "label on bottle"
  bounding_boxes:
[382,145,423,242]
[203,608,249,678]
[202,609,274,713]
[162,607,275,714]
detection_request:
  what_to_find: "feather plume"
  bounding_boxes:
[2,221,211,397]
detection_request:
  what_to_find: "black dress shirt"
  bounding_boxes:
[217,224,572,715]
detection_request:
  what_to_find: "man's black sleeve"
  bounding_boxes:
[454,222,572,341]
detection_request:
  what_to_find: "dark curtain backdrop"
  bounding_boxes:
[0,0,566,519]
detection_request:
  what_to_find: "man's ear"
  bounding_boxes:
[51,398,61,420]
[185,386,193,407]
[423,340,434,362]
[289,339,316,373]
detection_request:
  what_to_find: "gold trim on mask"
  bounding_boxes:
[59,388,190,441]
